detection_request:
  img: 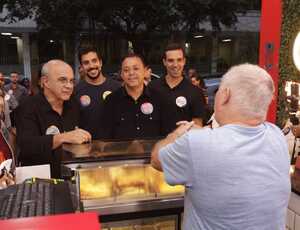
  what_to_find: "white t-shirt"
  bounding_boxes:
[159,122,291,230]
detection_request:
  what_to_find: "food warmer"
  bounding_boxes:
[62,140,184,229]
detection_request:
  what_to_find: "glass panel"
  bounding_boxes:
[78,164,184,200]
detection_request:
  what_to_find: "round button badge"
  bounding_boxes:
[46,125,60,135]
[176,96,187,108]
[102,91,112,100]
[4,94,10,101]
[80,95,91,107]
[141,102,154,115]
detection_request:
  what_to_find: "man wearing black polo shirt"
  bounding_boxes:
[148,43,206,135]
[16,60,91,178]
[101,54,162,140]
[75,47,121,139]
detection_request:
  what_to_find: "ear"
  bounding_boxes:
[220,87,231,105]
[99,59,103,70]
[41,76,49,88]
[162,58,167,67]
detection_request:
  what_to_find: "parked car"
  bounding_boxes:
[202,73,223,109]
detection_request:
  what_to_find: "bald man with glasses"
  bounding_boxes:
[16,60,91,178]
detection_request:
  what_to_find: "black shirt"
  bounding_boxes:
[16,93,80,178]
[74,78,121,139]
[148,77,206,135]
[101,86,162,140]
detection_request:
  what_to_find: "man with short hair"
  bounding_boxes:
[148,43,206,135]
[151,64,291,230]
[101,53,162,139]
[16,60,91,178]
[4,72,28,103]
[75,47,121,139]
[0,72,17,129]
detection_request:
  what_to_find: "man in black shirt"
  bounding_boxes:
[102,54,162,140]
[16,60,91,178]
[148,43,206,135]
[75,47,121,139]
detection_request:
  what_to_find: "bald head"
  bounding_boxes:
[214,63,274,125]
[41,60,73,79]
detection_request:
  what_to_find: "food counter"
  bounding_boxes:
[62,140,184,229]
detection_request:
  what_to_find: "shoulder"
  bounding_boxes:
[3,84,10,90]
[105,78,122,89]
[74,80,87,92]
[148,78,163,88]
[21,93,40,105]
[264,122,284,136]
[17,94,40,113]
[182,78,199,91]
[105,87,123,102]
[65,95,81,111]
[19,84,27,91]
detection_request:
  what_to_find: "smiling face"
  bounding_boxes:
[80,51,102,81]
[121,56,146,88]
[163,49,186,79]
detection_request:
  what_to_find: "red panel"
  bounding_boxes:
[0,212,100,230]
[259,0,282,123]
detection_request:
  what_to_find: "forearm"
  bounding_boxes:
[52,133,67,149]
[151,132,178,171]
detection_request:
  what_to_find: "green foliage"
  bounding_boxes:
[278,0,300,127]
[1,0,250,37]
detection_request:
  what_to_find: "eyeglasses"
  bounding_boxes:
[57,77,75,85]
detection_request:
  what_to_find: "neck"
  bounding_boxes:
[11,83,17,90]
[44,90,64,115]
[125,84,144,100]
[165,74,183,88]
[85,73,105,85]
[219,113,263,127]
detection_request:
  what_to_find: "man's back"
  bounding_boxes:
[160,122,290,229]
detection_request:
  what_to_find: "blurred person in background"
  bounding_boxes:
[188,68,197,79]
[20,78,34,96]
[4,72,28,103]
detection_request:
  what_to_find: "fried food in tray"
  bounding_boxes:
[110,227,134,230]
[146,166,184,196]
[110,165,153,199]
[154,220,176,230]
[79,168,113,200]
[134,225,155,230]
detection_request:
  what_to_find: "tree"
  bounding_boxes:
[0,0,251,54]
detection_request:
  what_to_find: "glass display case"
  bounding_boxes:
[62,140,184,229]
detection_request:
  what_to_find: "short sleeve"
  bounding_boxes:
[159,133,192,186]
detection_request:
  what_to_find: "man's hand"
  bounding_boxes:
[173,121,196,139]
[151,121,194,171]
[53,128,91,149]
